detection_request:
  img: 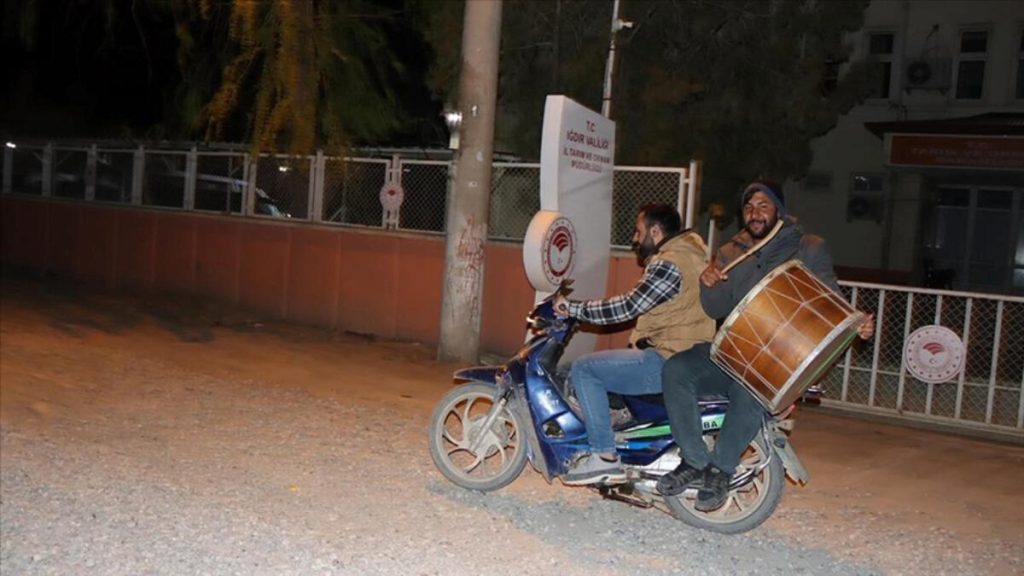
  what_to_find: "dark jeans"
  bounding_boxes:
[662,343,765,475]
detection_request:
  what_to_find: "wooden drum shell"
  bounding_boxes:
[710,260,863,413]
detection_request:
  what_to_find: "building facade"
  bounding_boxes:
[791,0,1024,295]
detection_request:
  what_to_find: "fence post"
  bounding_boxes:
[85,144,97,201]
[954,299,973,419]
[840,286,859,402]
[41,143,53,197]
[2,143,12,193]
[131,145,144,205]
[184,146,197,210]
[1018,341,1024,429]
[678,166,687,225]
[925,294,945,415]
[685,159,700,229]
[311,149,325,222]
[868,290,886,407]
[986,301,1004,424]
[244,154,257,216]
[381,154,402,230]
[896,292,914,411]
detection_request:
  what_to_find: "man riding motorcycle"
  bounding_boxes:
[553,203,714,485]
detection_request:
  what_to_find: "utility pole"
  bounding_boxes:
[438,0,503,363]
[601,0,633,118]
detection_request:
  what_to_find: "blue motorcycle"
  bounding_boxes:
[428,285,811,534]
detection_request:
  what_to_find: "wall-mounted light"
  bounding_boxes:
[442,108,462,150]
[277,165,291,173]
[443,110,462,129]
[5,142,15,149]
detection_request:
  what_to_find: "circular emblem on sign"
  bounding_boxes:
[379,183,404,211]
[523,210,578,292]
[904,325,965,384]
[541,217,577,284]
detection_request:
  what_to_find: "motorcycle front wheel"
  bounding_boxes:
[664,434,784,534]
[428,382,529,492]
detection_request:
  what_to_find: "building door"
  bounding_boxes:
[925,185,1023,295]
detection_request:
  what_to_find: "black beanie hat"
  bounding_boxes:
[741,181,786,216]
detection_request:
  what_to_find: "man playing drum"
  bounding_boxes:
[656,180,875,511]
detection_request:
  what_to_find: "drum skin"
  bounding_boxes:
[710,260,863,413]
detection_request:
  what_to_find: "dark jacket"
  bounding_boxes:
[700,216,839,320]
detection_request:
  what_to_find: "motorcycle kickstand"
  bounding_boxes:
[594,485,655,509]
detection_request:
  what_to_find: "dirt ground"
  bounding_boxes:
[1,271,1022,575]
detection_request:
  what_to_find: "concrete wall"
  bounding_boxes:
[1,196,641,356]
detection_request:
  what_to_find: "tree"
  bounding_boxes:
[1,0,442,153]
[614,0,872,219]
[177,0,416,155]
[419,0,611,156]
[422,0,872,219]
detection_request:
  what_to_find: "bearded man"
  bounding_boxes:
[656,180,874,511]
[552,204,714,486]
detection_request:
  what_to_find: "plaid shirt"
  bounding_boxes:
[566,260,682,325]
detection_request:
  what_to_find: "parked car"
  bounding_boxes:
[16,171,127,200]
[152,171,290,218]
[189,173,289,217]
[16,169,288,218]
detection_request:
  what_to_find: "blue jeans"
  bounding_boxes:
[570,348,666,454]
[662,343,766,475]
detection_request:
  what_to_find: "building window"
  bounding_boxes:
[1016,30,1024,99]
[955,30,987,100]
[867,32,895,99]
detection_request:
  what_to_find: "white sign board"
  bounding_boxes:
[534,95,615,361]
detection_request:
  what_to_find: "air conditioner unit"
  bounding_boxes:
[903,58,951,92]
[846,191,884,223]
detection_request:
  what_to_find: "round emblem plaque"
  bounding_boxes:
[523,211,578,292]
[542,218,576,283]
[379,183,404,211]
[904,325,965,384]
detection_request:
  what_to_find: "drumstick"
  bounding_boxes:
[719,219,784,274]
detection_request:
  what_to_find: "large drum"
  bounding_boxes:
[711,260,864,413]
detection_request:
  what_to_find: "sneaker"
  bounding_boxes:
[656,461,704,496]
[561,454,627,486]
[695,465,731,512]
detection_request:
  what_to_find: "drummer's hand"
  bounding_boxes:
[858,313,875,340]
[700,264,728,288]
[553,294,571,317]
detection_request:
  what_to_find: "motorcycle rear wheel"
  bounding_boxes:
[428,382,529,492]
[663,434,784,534]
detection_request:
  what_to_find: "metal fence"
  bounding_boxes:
[820,283,1023,438]
[4,140,1022,440]
[2,143,689,244]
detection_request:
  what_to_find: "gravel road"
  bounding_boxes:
[1,275,1021,575]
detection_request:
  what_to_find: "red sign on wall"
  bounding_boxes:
[888,134,1024,170]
